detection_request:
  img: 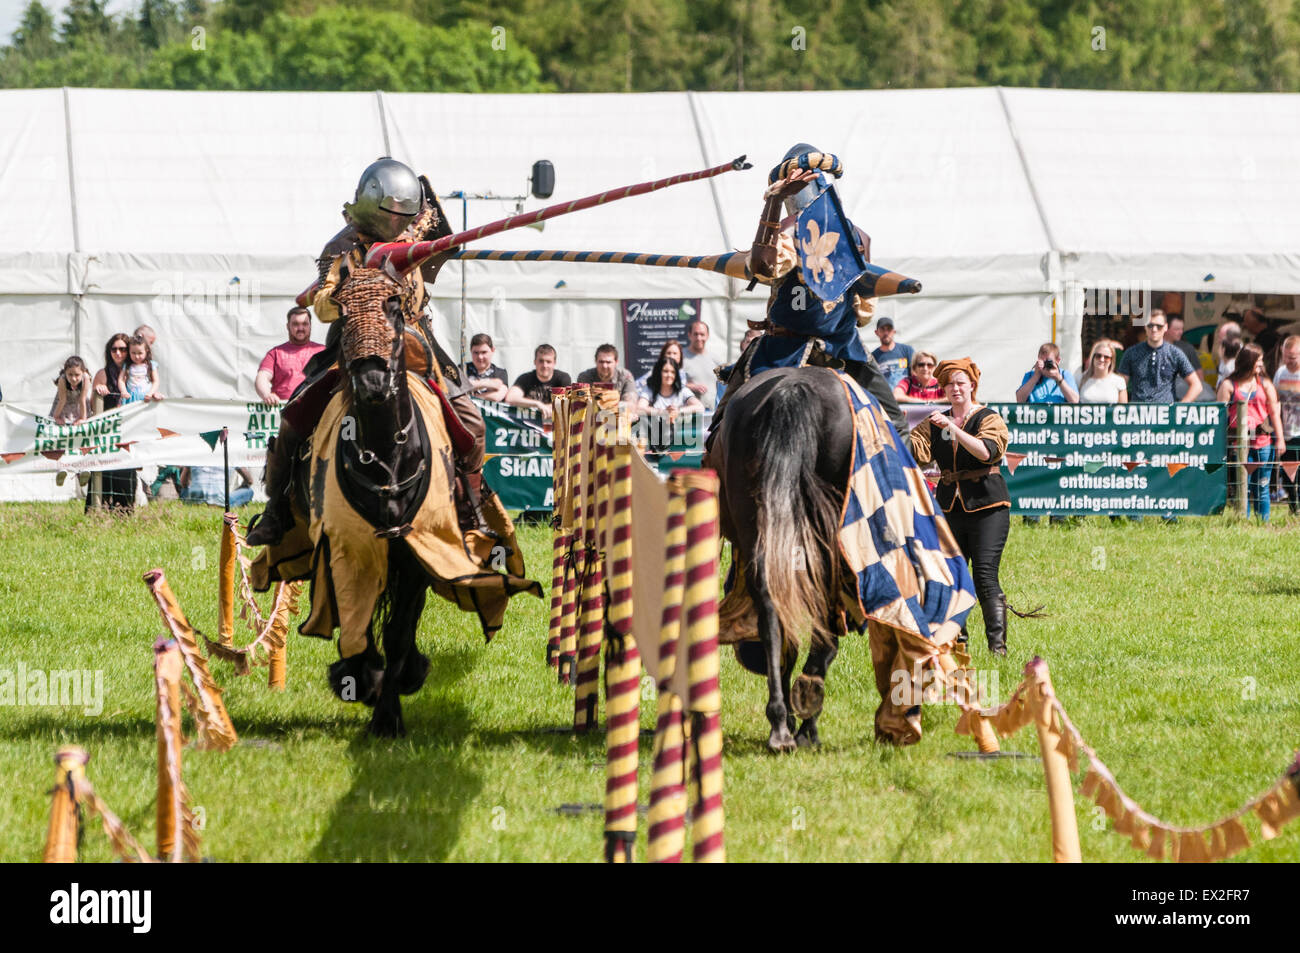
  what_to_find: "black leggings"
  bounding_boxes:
[944,504,1009,610]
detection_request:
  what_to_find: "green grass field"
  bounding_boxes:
[2,501,1299,862]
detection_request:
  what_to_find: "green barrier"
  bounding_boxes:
[982,402,1228,516]
[476,399,706,512]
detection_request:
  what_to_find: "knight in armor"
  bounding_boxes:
[247,158,491,547]
[710,144,907,438]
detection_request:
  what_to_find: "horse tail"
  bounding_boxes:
[749,376,843,654]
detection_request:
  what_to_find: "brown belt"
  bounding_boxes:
[939,467,994,485]
[746,319,807,339]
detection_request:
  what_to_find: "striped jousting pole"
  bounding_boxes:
[546,388,570,669]
[451,248,923,298]
[647,485,689,863]
[680,469,725,863]
[296,157,754,306]
[603,437,639,862]
[366,157,753,274]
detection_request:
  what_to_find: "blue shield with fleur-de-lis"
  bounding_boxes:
[796,184,867,305]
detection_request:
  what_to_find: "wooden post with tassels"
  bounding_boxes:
[1027,657,1081,862]
[938,650,1001,753]
[266,581,293,690]
[218,513,238,647]
[144,568,238,752]
[43,745,89,862]
[154,639,184,862]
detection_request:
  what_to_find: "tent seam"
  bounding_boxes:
[686,90,739,357]
[995,86,1056,253]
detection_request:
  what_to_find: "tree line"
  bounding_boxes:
[3,0,1299,93]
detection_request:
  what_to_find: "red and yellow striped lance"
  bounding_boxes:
[295,156,753,306]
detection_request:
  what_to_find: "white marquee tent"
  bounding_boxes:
[3,85,1299,413]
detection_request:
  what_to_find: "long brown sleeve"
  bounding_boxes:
[973,410,1010,464]
[907,420,934,465]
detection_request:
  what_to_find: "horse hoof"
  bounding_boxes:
[368,710,406,738]
[329,658,383,707]
[767,729,797,754]
[394,651,430,695]
[795,723,820,748]
[790,674,825,720]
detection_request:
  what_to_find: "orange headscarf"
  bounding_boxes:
[935,357,980,398]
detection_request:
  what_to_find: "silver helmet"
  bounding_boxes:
[344,158,423,241]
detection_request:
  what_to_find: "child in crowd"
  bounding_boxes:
[51,356,91,423]
[119,334,159,404]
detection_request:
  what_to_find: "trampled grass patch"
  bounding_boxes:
[2,502,1298,862]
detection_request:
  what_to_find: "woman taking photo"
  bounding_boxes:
[893,350,943,403]
[906,358,1011,655]
[1077,339,1128,403]
[1217,343,1285,521]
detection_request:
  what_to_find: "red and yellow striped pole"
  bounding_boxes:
[547,388,570,669]
[680,470,725,862]
[42,745,89,863]
[218,513,237,647]
[647,486,688,862]
[603,439,639,861]
[557,389,589,684]
[574,431,606,732]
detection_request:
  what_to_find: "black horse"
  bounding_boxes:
[713,365,856,752]
[321,271,437,737]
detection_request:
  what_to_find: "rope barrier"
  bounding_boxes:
[952,655,1300,861]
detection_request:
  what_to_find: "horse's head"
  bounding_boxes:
[337,267,406,407]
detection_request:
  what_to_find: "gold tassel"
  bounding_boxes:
[1207,823,1227,861]
[1113,809,1135,836]
[1129,821,1151,851]
[1219,817,1251,858]
[1256,789,1285,841]
[1080,765,1102,799]
[1146,827,1166,861]
[1178,830,1210,863]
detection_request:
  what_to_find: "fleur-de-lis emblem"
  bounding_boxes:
[800,220,840,284]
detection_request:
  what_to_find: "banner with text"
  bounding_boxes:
[983,402,1228,515]
[477,399,555,511]
[0,399,278,473]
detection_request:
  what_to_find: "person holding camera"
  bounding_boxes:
[1015,342,1079,404]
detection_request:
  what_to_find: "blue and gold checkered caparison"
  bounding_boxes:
[836,374,976,641]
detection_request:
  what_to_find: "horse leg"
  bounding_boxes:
[329,627,384,707]
[794,628,840,749]
[368,544,427,738]
[750,561,795,753]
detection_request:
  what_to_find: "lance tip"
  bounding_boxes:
[732,155,751,170]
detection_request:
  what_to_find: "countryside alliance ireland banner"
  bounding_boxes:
[0,398,280,473]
